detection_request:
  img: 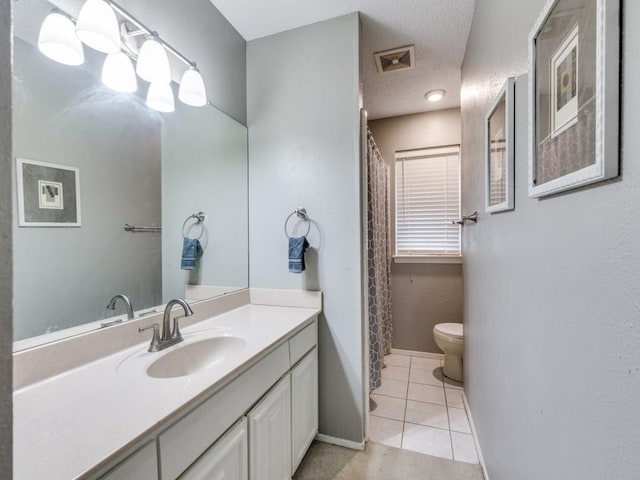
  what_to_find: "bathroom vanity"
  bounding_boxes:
[13,289,321,480]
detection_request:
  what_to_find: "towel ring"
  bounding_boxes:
[284,208,311,239]
[183,212,206,240]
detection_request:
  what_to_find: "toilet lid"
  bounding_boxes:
[434,323,463,339]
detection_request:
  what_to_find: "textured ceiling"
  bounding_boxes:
[210,0,476,119]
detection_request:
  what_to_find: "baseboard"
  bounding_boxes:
[462,392,490,480]
[315,433,365,451]
[390,348,444,360]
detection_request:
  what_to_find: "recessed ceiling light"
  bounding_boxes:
[425,89,446,102]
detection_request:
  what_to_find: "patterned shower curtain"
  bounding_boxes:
[367,130,393,392]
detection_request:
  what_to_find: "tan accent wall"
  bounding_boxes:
[369,109,463,353]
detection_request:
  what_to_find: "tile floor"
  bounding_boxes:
[369,353,479,464]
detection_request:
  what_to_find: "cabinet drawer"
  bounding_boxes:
[159,343,290,480]
[289,321,317,366]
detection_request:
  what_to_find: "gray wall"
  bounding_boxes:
[247,14,364,443]
[0,0,12,473]
[461,1,640,479]
[162,102,248,300]
[12,38,162,340]
[369,109,463,353]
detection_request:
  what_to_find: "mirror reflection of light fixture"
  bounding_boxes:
[146,82,175,112]
[75,0,121,54]
[38,0,207,112]
[38,11,85,66]
[136,35,171,84]
[179,66,207,107]
[102,52,137,93]
[425,89,446,103]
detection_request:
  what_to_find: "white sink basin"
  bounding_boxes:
[147,335,246,379]
[117,328,253,384]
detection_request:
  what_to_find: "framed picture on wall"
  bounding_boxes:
[485,77,515,213]
[528,0,620,198]
[16,158,81,227]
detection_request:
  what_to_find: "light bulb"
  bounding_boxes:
[146,83,175,113]
[75,0,121,54]
[136,36,171,84]
[178,66,207,107]
[102,52,137,93]
[38,11,84,66]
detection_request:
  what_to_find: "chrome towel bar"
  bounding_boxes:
[124,224,162,233]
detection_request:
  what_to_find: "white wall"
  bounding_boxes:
[0,0,12,473]
[247,14,364,443]
[369,109,463,353]
[461,2,640,479]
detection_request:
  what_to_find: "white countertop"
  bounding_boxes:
[13,303,319,480]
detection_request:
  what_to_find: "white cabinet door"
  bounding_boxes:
[248,375,291,480]
[100,441,157,480]
[179,418,248,480]
[290,348,318,475]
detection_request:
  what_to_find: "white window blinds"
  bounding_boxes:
[395,146,461,256]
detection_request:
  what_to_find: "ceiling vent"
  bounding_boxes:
[374,45,415,74]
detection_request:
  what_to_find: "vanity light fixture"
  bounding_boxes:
[38,0,208,110]
[75,0,121,54]
[136,34,171,84]
[38,11,85,66]
[102,52,137,93]
[425,89,446,102]
[178,65,207,107]
[146,82,175,113]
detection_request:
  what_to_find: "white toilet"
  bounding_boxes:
[433,323,464,382]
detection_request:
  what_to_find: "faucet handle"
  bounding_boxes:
[139,323,161,352]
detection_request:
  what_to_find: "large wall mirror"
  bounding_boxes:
[12,0,249,350]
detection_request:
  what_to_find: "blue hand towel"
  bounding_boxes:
[181,238,202,270]
[288,236,309,273]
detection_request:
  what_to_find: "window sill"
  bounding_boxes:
[393,255,463,265]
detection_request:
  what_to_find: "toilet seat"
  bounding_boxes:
[434,323,463,339]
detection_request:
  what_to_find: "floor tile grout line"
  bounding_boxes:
[399,365,411,449]
[402,420,456,433]
[442,363,456,461]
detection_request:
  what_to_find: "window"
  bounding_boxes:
[395,146,461,256]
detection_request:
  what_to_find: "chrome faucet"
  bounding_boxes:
[101,294,134,327]
[139,298,194,352]
[106,294,134,319]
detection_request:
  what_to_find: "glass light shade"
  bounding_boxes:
[38,12,85,66]
[75,0,121,54]
[146,83,175,112]
[425,89,446,102]
[178,67,207,107]
[102,53,137,93]
[136,37,171,84]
